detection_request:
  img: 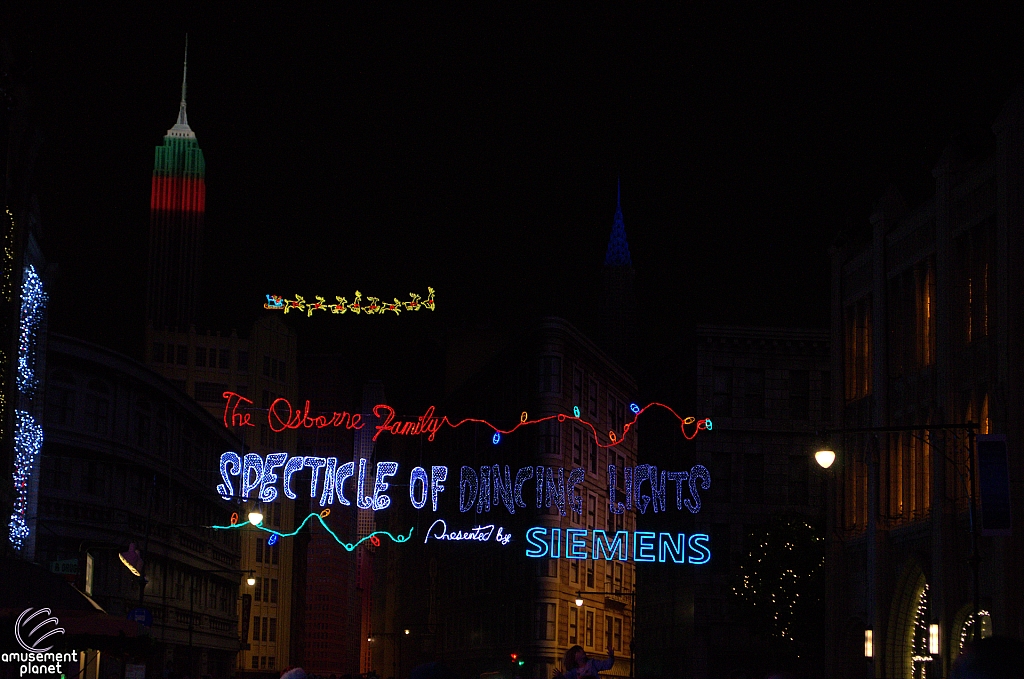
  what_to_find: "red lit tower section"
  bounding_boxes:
[146,53,205,330]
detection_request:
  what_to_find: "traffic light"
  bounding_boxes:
[510,653,524,666]
[510,653,517,662]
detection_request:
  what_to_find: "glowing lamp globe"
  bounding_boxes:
[247,575,257,587]
[575,592,584,607]
[248,509,264,526]
[119,543,144,577]
[815,449,836,469]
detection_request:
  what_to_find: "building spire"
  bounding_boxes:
[604,179,632,267]
[169,35,195,137]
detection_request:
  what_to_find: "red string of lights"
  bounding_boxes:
[221,392,711,449]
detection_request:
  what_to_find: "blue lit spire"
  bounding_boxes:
[604,179,632,267]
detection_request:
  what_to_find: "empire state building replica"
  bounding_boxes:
[146,45,205,331]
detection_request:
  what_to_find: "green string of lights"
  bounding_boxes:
[213,511,414,552]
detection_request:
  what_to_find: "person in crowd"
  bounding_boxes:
[554,644,615,678]
[280,667,307,679]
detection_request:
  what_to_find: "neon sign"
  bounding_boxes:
[212,510,413,552]
[264,287,436,316]
[220,392,712,447]
[217,451,711,518]
[424,519,513,545]
[524,528,710,564]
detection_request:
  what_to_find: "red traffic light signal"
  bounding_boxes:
[510,653,518,661]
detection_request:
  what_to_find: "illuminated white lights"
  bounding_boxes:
[929,623,940,655]
[119,543,144,577]
[815,449,836,469]
[248,509,264,526]
[246,575,257,586]
[864,629,873,658]
[575,593,584,607]
[8,410,43,550]
[16,266,46,395]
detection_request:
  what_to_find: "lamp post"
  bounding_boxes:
[814,422,980,663]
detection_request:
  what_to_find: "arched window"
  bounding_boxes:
[45,371,76,426]
[84,380,110,434]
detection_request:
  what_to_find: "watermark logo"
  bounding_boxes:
[15,609,64,653]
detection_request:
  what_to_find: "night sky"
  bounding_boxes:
[6,4,1024,366]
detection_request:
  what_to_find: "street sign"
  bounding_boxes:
[49,559,78,575]
[127,607,153,627]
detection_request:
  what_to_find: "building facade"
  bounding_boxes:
[146,46,205,332]
[141,51,304,677]
[637,325,830,679]
[392,318,640,679]
[826,95,1024,678]
[36,335,243,679]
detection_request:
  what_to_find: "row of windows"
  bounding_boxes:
[712,368,831,421]
[152,342,249,371]
[252,578,279,604]
[534,601,625,652]
[252,616,278,642]
[539,359,632,435]
[250,656,275,670]
[534,557,627,592]
[703,454,810,505]
[262,356,287,382]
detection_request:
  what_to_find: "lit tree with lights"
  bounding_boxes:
[732,517,826,670]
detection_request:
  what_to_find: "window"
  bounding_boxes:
[572,428,583,466]
[238,350,249,371]
[271,542,279,565]
[789,370,809,420]
[256,538,264,563]
[253,616,261,641]
[613,617,622,652]
[47,384,76,426]
[534,603,556,640]
[195,382,228,403]
[744,453,764,504]
[711,457,731,503]
[262,617,268,641]
[268,658,275,670]
[260,657,267,669]
[916,256,937,363]
[217,348,227,368]
[268,618,277,642]
[85,461,106,496]
[279,361,286,382]
[537,558,557,578]
[84,382,109,434]
[538,420,560,456]
[537,356,561,393]
[844,298,871,400]
[573,367,584,409]
[263,578,270,602]
[254,578,262,601]
[588,381,599,417]
[177,345,188,365]
[586,560,595,588]
[273,503,282,527]
[713,368,733,417]
[195,347,206,367]
[587,495,596,530]
[571,559,579,584]
[615,562,623,590]
[744,369,764,418]
[263,356,271,376]
[152,342,164,363]
[569,607,578,644]
[789,455,808,505]
[589,439,598,474]
[270,579,278,604]
[260,424,269,447]
[585,610,595,648]
[606,615,614,651]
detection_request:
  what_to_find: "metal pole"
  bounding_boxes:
[967,425,980,641]
[189,575,195,678]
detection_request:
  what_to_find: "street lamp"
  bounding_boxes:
[247,574,257,586]
[119,543,144,577]
[575,591,584,607]
[247,507,264,526]
[814,449,836,469]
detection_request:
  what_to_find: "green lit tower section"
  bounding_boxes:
[146,42,206,330]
